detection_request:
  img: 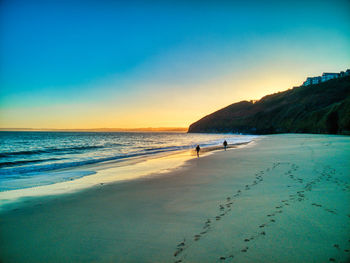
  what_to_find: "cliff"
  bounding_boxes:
[188,76,350,135]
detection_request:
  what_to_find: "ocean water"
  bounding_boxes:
[0,132,256,191]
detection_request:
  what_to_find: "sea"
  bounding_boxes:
[0,132,256,191]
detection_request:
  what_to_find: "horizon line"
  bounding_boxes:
[0,127,189,132]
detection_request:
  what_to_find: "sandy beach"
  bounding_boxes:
[0,134,349,263]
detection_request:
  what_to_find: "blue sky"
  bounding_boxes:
[1,0,350,128]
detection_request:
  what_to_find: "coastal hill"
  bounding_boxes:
[188,76,350,135]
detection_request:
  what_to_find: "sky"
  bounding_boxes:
[1,0,350,129]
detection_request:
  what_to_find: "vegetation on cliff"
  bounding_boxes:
[188,76,350,135]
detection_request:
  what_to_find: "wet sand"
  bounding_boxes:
[0,134,349,263]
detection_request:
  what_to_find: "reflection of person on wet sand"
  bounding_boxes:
[223,140,228,151]
[195,145,201,157]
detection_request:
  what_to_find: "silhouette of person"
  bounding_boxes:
[195,145,201,157]
[223,140,228,151]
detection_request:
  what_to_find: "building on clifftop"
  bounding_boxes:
[302,69,350,86]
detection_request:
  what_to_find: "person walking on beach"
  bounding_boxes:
[195,145,201,157]
[223,140,228,151]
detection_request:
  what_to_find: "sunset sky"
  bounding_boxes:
[1,0,350,129]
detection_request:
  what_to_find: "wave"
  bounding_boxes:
[0,136,256,177]
[0,158,62,168]
[141,137,253,153]
[0,170,97,192]
[0,145,104,157]
[143,146,183,152]
[0,149,179,176]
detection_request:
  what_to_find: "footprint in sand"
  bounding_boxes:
[203,220,211,230]
[194,234,201,241]
[220,255,233,260]
[325,209,337,214]
[241,247,249,252]
[177,242,185,247]
[174,248,183,257]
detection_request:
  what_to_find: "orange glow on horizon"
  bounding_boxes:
[0,66,340,129]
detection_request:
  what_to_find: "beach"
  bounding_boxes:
[0,134,349,263]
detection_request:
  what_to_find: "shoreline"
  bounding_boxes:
[0,134,349,263]
[0,140,255,211]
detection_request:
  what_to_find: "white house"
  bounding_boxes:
[302,76,322,86]
[302,69,349,86]
[321,73,339,82]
